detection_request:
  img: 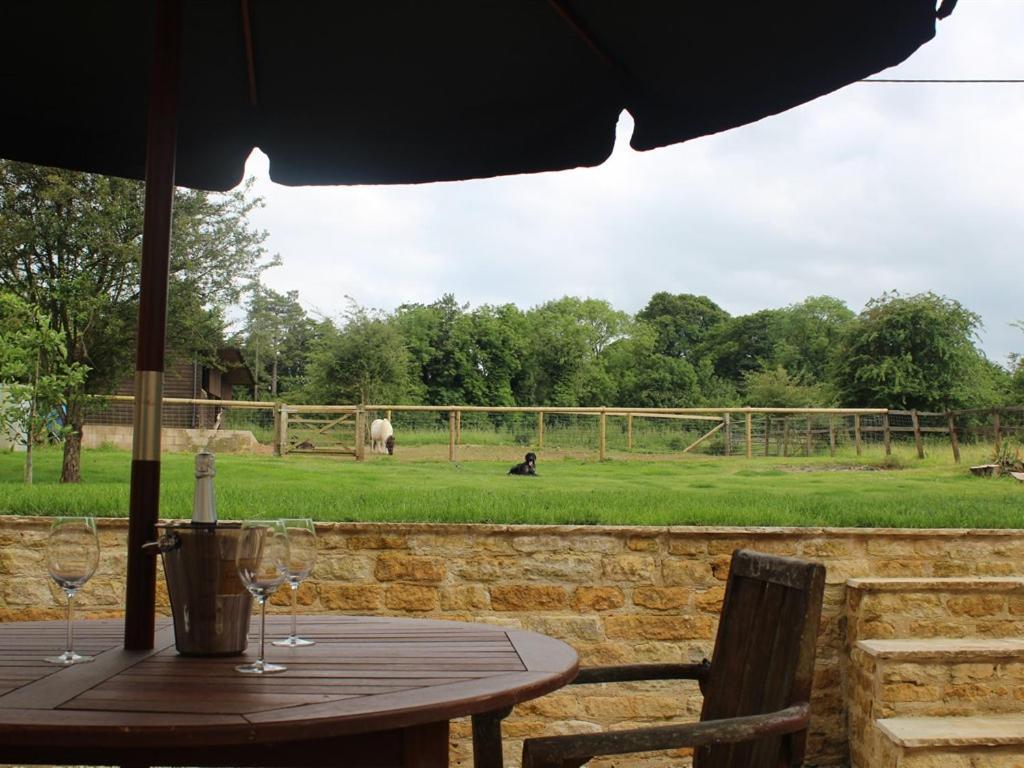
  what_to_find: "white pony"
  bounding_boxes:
[369,418,395,455]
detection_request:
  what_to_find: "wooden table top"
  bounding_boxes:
[0,615,577,758]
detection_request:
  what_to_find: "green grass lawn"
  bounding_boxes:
[0,445,1020,528]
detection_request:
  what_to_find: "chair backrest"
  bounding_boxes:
[694,549,826,768]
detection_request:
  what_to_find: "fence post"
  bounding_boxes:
[627,413,633,450]
[537,411,544,448]
[948,411,961,464]
[805,415,812,456]
[764,414,771,457]
[456,409,462,445]
[993,408,1002,451]
[782,416,790,457]
[911,409,924,459]
[279,405,290,456]
[883,412,892,457]
[828,416,836,457]
[355,405,365,462]
[599,408,607,461]
[745,411,753,459]
[448,410,456,462]
[854,414,862,456]
[724,413,732,456]
[272,402,282,456]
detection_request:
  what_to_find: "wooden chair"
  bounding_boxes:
[472,548,826,768]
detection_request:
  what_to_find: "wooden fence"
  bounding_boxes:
[84,397,1023,463]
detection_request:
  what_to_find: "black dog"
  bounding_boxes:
[508,452,537,476]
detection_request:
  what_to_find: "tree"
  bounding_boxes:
[0,161,273,481]
[305,304,414,405]
[603,325,700,408]
[520,297,631,406]
[392,295,483,405]
[742,366,828,408]
[830,292,988,410]
[0,292,87,483]
[636,292,730,359]
[237,286,317,399]
[773,296,854,383]
[697,309,786,386]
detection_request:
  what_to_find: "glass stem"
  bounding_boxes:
[65,588,75,656]
[290,582,298,639]
[258,595,267,666]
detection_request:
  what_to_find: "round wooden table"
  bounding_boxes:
[0,615,578,767]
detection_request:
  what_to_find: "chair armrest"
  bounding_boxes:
[521,702,810,768]
[572,660,710,685]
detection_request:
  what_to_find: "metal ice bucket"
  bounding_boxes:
[148,522,252,656]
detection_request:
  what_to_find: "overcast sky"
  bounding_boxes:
[241,2,1024,366]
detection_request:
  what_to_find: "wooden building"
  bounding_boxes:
[92,348,255,429]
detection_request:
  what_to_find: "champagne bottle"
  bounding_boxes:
[192,450,217,526]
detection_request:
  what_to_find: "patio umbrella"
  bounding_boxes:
[0,0,956,649]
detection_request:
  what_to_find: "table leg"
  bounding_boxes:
[402,720,449,767]
[472,707,513,768]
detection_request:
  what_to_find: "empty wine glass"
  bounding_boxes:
[44,516,100,665]
[273,518,317,648]
[235,520,289,674]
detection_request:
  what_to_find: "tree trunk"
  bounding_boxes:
[25,353,39,485]
[60,397,83,483]
[271,354,278,398]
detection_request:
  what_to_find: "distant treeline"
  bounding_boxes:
[237,289,1024,413]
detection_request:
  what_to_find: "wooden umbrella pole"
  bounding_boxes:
[125,0,182,651]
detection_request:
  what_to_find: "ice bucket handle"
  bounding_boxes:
[142,531,181,555]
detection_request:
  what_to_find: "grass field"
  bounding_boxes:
[0,443,1020,529]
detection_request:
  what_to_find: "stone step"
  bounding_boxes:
[846,577,1024,643]
[850,638,1024,748]
[875,716,1024,768]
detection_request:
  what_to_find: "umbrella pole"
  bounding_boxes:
[124,0,182,651]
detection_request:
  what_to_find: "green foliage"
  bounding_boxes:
[742,366,829,408]
[0,161,273,480]
[0,292,87,481]
[773,296,854,382]
[830,292,988,410]
[699,308,786,384]
[603,325,700,407]
[636,292,730,359]
[519,296,631,406]
[1010,322,1024,403]
[236,286,319,399]
[306,303,414,404]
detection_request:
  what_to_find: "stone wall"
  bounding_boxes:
[1,518,1022,767]
[81,424,261,453]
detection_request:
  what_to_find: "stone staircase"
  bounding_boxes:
[845,577,1024,768]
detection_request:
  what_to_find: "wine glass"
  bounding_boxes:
[235,520,289,674]
[44,516,100,665]
[273,519,317,648]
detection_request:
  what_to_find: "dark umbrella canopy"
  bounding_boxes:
[2,1,951,192]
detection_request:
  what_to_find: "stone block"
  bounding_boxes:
[490,584,567,611]
[520,554,601,582]
[441,585,490,611]
[385,584,439,611]
[601,555,656,582]
[572,586,624,612]
[604,614,715,641]
[633,586,688,611]
[346,534,408,550]
[374,554,446,583]
[320,584,383,611]
[627,536,660,552]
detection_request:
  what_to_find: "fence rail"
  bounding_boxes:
[82,396,1022,464]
